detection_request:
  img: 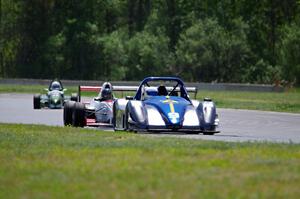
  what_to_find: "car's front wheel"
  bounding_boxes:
[71,93,79,102]
[202,125,217,135]
[112,102,117,130]
[124,109,130,131]
[33,94,41,109]
[64,101,75,126]
[72,102,86,127]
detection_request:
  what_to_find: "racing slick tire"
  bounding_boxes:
[64,101,75,126]
[72,102,86,127]
[202,126,218,135]
[71,93,79,102]
[112,102,117,130]
[33,94,41,109]
[203,132,215,135]
[186,131,201,135]
[124,109,130,131]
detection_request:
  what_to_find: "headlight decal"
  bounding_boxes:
[203,101,214,123]
[183,106,199,126]
[130,101,146,123]
[146,105,165,126]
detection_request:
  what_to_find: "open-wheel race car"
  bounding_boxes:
[33,80,78,109]
[113,77,220,134]
[63,82,137,127]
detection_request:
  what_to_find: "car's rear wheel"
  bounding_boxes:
[112,102,117,130]
[33,94,41,109]
[203,126,217,135]
[72,102,86,127]
[64,101,75,126]
[186,131,201,135]
[124,109,129,131]
[71,93,79,102]
[203,132,215,135]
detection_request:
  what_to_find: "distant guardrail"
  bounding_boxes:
[0,78,285,92]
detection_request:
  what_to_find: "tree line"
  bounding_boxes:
[1,0,300,85]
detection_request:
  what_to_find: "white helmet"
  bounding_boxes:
[99,82,113,100]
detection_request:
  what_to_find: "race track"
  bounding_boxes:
[0,93,300,143]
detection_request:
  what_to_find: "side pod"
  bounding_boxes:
[113,99,129,130]
[197,99,218,132]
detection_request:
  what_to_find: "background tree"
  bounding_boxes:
[125,31,173,80]
[176,18,250,82]
[279,23,300,84]
[0,0,299,84]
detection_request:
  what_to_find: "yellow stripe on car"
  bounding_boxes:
[162,96,177,113]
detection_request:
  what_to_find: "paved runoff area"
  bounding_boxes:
[0,93,299,143]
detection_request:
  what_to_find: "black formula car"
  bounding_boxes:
[33,80,78,109]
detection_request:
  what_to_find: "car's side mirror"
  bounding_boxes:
[63,88,67,92]
[126,96,134,100]
[44,88,49,92]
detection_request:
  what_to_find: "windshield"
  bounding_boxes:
[136,78,189,101]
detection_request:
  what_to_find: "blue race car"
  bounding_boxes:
[113,77,220,135]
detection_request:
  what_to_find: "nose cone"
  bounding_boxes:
[168,112,180,124]
[51,95,61,104]
[145,96,190,126]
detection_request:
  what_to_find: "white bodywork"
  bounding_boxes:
[88,100,114,123]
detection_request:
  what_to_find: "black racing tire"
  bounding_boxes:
[64,101,75,126]
[203,132,215,135]
[124,109,129,131]
[72,102,86,127]
[203,126,217,135]
[112,102,117,130]
[186,131,201,135]
[71,93,79,102]
[33,94,41,109]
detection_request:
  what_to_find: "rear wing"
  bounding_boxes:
[183,87,198,99]
[78,85,198,101]
[165,87,198,99]
[78,86,139,102]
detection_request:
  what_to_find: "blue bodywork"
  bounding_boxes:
[114,77,219,133]
[145,96,190,125]
[125,77,217,133]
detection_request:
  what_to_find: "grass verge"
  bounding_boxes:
[0,84,78,95]
[0,123,299,198]
[199,88,300,113]
[0,84,300,113]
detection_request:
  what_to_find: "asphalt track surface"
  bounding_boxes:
[0,93,299,143]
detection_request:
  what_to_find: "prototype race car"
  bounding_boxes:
[33,80,78,109]
[63,82,136,127]
[113,77,220,134]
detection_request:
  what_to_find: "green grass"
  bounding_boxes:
[0,123,300,199]
[0,84,78,95]
[1,84,300,113]
[0,84,131,97]
[198,88,300,113]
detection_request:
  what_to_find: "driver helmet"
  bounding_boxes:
[50,81,62,91]
[157,85,168,96]
[100,82,113,100]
